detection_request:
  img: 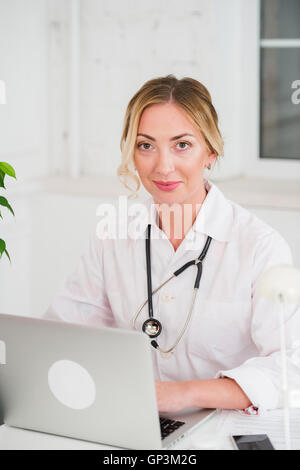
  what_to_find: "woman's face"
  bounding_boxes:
[134,102,216,206]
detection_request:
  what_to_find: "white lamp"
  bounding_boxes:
[0,80,6,104]
[257,264,300,450]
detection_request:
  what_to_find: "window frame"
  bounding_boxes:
[241,0,300,180]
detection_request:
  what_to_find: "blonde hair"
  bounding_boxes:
[118,74,224,198]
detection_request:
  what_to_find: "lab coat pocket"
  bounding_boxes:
[187,298,253,366]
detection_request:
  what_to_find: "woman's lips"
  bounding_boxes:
[153,181,182,191]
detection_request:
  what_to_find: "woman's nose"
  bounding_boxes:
[155,151,175,175]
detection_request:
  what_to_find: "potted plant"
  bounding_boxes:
[0,163,17,261]
[0,80,17,261]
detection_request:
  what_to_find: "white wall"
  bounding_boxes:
[0,0,49,181]
[0,0,50,316]
[48,0,69,176]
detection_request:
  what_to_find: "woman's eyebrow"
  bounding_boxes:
[136,133,195,141]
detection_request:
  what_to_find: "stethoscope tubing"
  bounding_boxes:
[153,288,199,356]
[132,273,175,329]
[132,225,212,356]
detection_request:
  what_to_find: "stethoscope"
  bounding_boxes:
[132,224,212,358]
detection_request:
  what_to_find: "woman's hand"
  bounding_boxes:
[155,381,193,413]
[155,378,251,413]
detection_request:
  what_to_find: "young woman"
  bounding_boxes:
[45,75,300,415]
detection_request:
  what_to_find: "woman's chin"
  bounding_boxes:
[148,188,181,204]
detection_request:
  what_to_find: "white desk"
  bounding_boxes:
[0,411,229,450]
[2,408,297,450]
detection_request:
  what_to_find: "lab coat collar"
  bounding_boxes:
[192,179,233,242]
[134,179,233,243]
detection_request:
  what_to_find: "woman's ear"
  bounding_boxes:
[206,153,217,169]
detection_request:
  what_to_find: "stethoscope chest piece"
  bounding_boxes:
[142,318,162,338]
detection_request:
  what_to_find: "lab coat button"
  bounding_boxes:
[162,293,174,303]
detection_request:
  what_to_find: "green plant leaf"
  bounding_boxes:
[0,239,11,263]
[0,170,5,189]
[0,238,6,257]
[4,248,11,262]
[0,162,16,179]
[0,196,15,216]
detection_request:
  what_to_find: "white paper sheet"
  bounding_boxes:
[216,409,300,450]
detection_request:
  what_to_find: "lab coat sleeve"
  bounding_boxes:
[43,233,114,327]
[215,230,300,413]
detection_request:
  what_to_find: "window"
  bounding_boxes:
[260,0,300,160]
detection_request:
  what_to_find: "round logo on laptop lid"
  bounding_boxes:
[48,360,96,410]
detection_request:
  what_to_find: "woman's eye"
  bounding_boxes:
[137,143,152,150]
[176,141,191,150]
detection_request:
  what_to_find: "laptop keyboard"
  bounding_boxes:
[159,417,185,440]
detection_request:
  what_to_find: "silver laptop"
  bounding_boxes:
[0,313,215,450]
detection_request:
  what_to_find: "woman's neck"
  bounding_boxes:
[155,185,208,251]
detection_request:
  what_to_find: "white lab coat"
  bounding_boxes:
[45,179,300,414]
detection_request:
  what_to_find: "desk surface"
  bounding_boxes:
[0,411,229,450]
[2,408,298,450]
